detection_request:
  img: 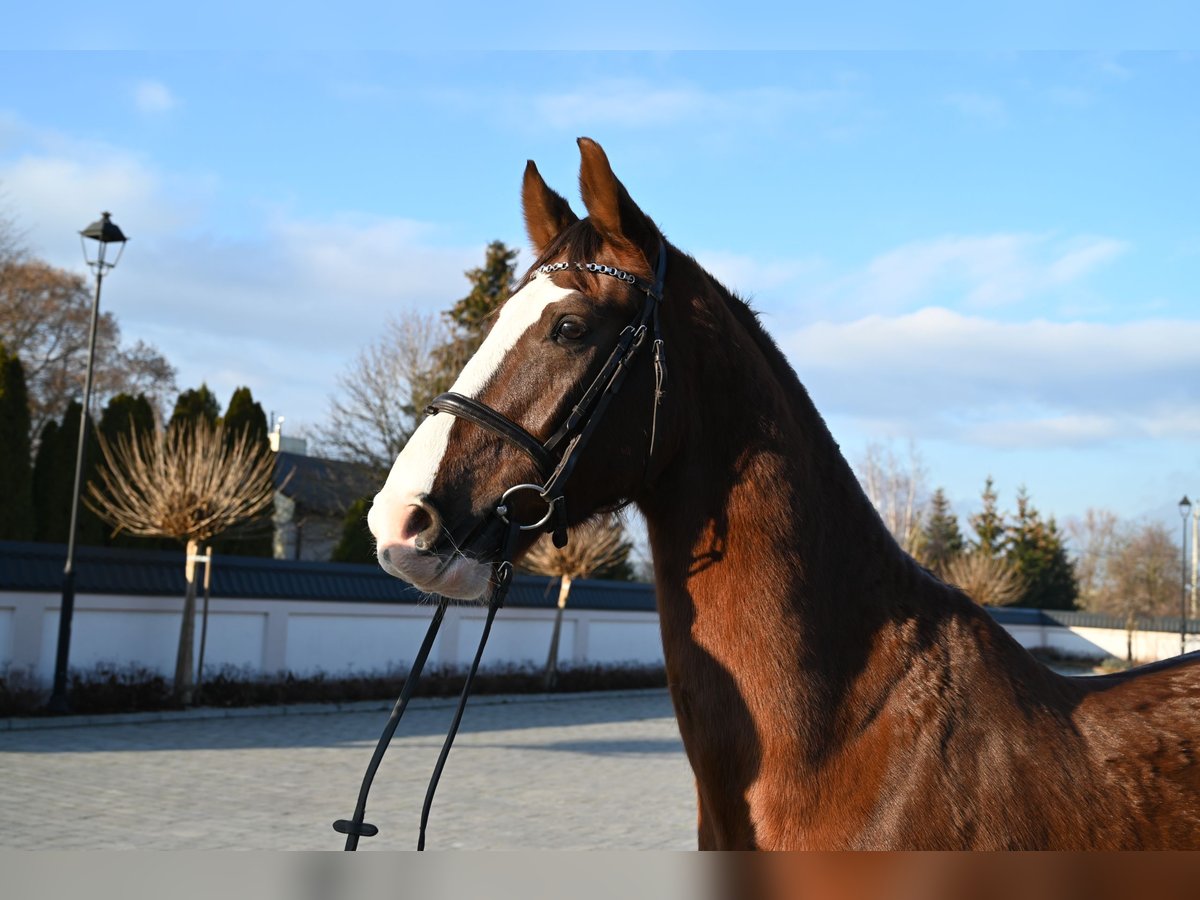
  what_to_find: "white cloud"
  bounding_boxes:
[0,119,209,247]
[846,233,1127,312]
[0,127,485,427]
[783,308,1200,448]
[134,80,177,114]
[697,249,823,296]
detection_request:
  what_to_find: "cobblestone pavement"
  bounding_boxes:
[0,690,698,850]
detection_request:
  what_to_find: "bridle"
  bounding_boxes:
[429,239,668,548]
[333,239,668,850]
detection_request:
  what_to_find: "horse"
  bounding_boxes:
[367,138,1200,849]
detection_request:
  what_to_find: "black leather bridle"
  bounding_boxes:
[334,240,668,850]
[428,238,668,549]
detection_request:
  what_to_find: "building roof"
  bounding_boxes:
[0,540,658,611]
[6,541,1193,631]
[273,451,380,518]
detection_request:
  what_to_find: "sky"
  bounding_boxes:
[2,21,1198,536]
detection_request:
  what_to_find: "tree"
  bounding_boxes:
[521,515,632,689]
[944,551,1025,607]
[1004,487,1078,610]
[969,476,1005,557]
[315,312,451,470]
[0,343,34,539]
[30,396,158,547]
[85,419,277,704]
[30,400,105,546]
[920,487,964,576]
[859,439,927,556]
[99,392,156,445]
[315,242,520,469]
[445,240,518,347]
[169,384,221,430]
[223,386,268,445]
[331,497,376,564]
[0,258,176,443]
[97,393,161,549]
[31,419,63,541]
[428,240,519,398]
[0,202,24,265]
[217,387,273,557]
[1067,508,1122,611]
[1106,522,1181,661]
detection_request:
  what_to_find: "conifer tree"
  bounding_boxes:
[31,401,104,545]
[217,386,274,557]
[32,419,62,541]
[969,476,1005,557]
[331,497,376,564]
[169,384,221,430]
[1004,486,1079,610]
[921,487,964,576]
[429,241,519,397]
[99,392,156,445]
[0,343,34,539]
[223,386,268,445]
[447,240,519,338]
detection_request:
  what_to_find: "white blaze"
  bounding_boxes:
[373,274,573,515]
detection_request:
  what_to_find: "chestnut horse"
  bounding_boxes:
[368,139,1200,849]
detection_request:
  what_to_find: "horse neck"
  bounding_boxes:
[636,268,950,756]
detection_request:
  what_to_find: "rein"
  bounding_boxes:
[333,240,668,850]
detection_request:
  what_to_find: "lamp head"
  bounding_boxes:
[80,212,128,272]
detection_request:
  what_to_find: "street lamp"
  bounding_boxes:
[1180,495,1193,658]
[1192,502,1199,621]
[46,212,128,713]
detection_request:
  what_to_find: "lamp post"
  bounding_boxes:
[1191,502,1199,621]
[1180,496,1193,658]
[46,213,128,713]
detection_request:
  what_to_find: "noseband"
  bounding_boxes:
[427,238,669,549]
[334,240,668,850]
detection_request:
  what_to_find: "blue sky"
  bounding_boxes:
[1,41,1197,534]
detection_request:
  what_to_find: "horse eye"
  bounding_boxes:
[555,316,589,342]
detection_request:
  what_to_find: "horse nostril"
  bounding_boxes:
[400,501,441,552]
[407,505,432,537]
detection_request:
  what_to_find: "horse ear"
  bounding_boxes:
[576,137,660,265]
[522,160,579,255]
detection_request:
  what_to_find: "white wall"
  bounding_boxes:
[1004,620,1200,661]
[0,591,664,684]
[1,590,1194,686]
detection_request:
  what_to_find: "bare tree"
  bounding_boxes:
[85,420,278,703]
[314,311,450,471]
[1106,522,1181,662]
[1067,508,1122,610]
[0,199,24,266]
[944,551,1026,608]
[521,515,631,689]
[859,439,928,556]
[0,259,176,442]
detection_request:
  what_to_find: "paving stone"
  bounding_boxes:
[0,689,697,850]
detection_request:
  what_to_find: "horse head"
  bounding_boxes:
[368,138,674,599]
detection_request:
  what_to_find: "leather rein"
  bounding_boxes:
[333,240,668,850]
